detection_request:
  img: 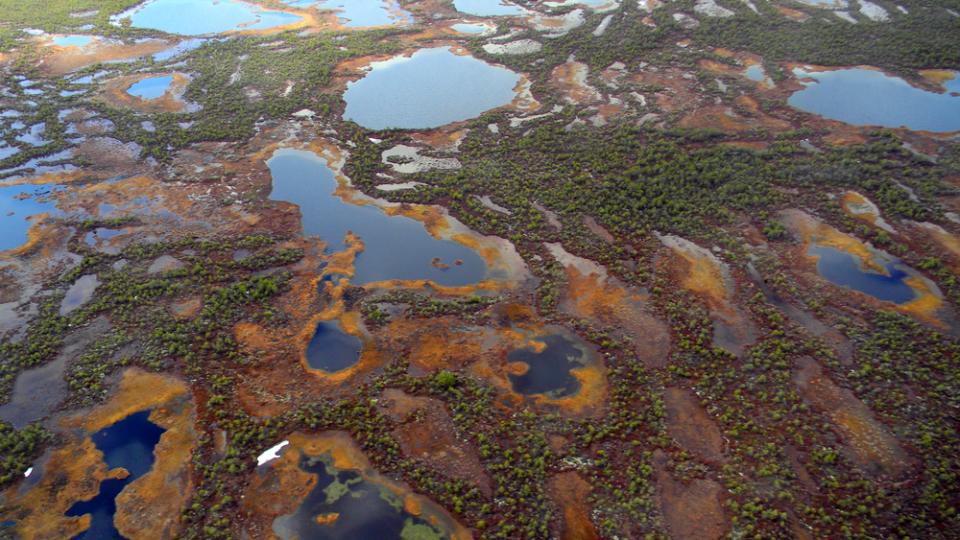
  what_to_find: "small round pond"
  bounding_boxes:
[507,331,590,399]
[126,75,173,100]
[305,320,362,373]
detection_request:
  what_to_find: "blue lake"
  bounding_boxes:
[66,410,166,540]
[507,331,589,398]
[943,71,960,93]
[0,184,62,252]
[305,320,362,372]
[112,0,302,35]
[452,0,527,16]
[808,244,917,304]
[126,75,173,99]
[284,0,411,27]
[267,148,486,285]
[744,64,766,82]
[789,67,960,133]
[342,47,520,130]
[273,451,451,540]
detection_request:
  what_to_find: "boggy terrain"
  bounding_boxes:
[0,0,959,539]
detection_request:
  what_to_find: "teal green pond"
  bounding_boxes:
[273,450,452,540]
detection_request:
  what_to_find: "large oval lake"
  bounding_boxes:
[342,47,520,130]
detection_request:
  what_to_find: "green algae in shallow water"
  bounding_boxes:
[273,452,452,540]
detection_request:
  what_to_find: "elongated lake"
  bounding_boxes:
[66,410,165,540]
[284,0,411,27]
[267,148,486,285]
[342,47,520,130]
[111,0,302,35]
[809,244,918,304]
[453,0,528,16]
[789,67,960,132]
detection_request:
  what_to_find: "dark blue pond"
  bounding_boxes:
[66,410,166,540]
[305,320,362,372]
[507,333,588,398]
[809,244,916,304]
[789,67,960,133]
[272,452,448,540]
[342,47,520,130]
[267,148,486,286]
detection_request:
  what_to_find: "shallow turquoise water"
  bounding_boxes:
[453,0,527,16]
[112,0,302,35]
[52,35,94,47]
[267,148,486,285]
[342,47,520,130]
[789,67,960,132]
[127,75,173,100]
[809,244,917,304]
[451,22,490,33]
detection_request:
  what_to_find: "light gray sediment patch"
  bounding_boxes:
[482,39,542,55]
[381,145,461,174]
